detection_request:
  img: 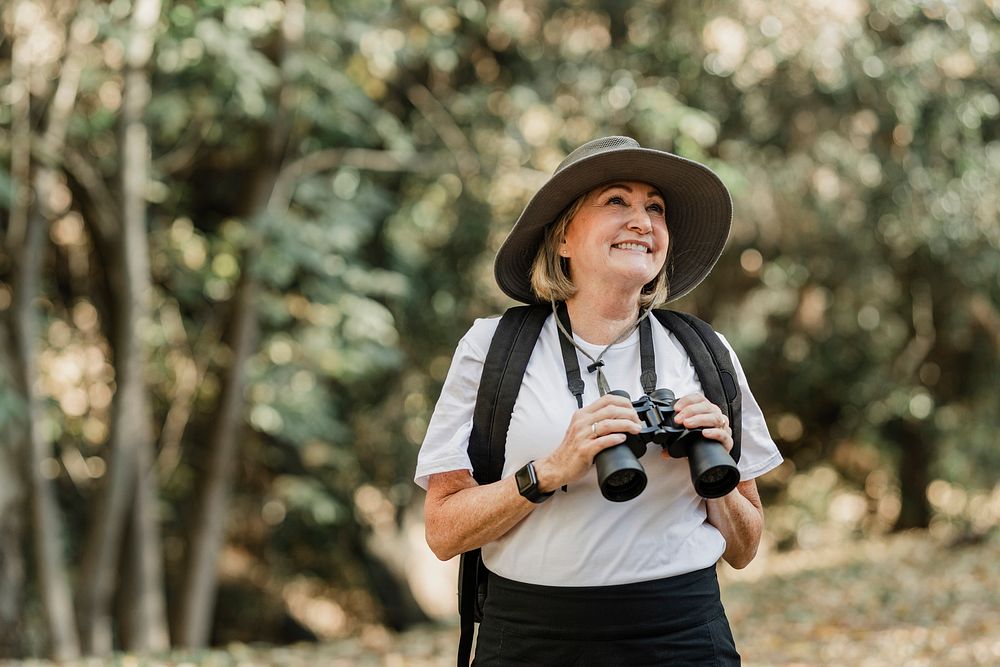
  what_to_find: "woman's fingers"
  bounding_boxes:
[588,405,642,430]
[587,417,641,439]
[672,393,727,430]
[587,392,636,414]
[668,393,734,455]
[590,394,642,420]
[671,393,707,411]
[676,411,729,431]
[700,427,734,453]
[586,432,629,456]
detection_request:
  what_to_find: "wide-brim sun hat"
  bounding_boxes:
[494,136,733,304]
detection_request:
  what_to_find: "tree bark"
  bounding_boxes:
[362,537,431,630]
[15,203,83,662]
[0,3,32,653]
[0,328,28,658]
[174,269,260,648]
[887,280,936,531]
[119,442,170,650]
[7,1,85,658]
[118,0,169,646]
[5,0,32,258]
[887,417,933,531]
[76,0,165,654]
[175,0,304,647]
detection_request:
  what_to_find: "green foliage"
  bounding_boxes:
[1,0,998,649]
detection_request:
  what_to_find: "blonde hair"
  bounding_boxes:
[529,190,672,309]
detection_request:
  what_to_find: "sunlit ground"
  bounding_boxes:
[4,529,996,667]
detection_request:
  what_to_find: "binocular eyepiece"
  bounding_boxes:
[594,389,740,502]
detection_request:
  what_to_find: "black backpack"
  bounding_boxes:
[456,304,742,666]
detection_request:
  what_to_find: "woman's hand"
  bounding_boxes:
[662,392,732,459]
[670,392,764,569]
[534,393,642,491]
[426,394,641,559]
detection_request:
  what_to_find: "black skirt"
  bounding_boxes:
[473,565,740,667]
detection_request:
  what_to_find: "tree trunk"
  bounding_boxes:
[5,0,32,258]
[0,327,27,657]
[76,0,165,653]
[118,0,169,646]
[887,417,933,531]
[7,2,82,658]
[120,443,170,650]
[175,0,304,647]
[174,270,259,648]
[886,280,936,532]
[0,488,25,658]
[117,441,170,650]
[362,541,432,631]
[13,203,83,660]
[0,3,32,653]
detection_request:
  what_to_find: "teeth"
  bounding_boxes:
[613,242,649,252]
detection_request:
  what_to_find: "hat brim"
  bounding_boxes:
[494,148,733,304]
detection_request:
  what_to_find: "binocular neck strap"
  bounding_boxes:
[639,316,656,395]
[554,302,586,408]
[551,302,657,406]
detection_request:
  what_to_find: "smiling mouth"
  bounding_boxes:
[611,242,651,253]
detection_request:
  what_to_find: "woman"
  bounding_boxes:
[415,137,782,665]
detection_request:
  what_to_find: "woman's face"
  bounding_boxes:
[559,181,669,292]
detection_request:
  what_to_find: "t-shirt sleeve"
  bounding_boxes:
[413,319,496,490]
[716,333,784,482]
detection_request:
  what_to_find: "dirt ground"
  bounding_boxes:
[5,530,998,666]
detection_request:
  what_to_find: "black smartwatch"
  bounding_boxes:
[515,461,554,503]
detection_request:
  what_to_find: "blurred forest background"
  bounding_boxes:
[0,0,998,662]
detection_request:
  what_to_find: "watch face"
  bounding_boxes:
[516,462,536,496]
[516,462,551,503]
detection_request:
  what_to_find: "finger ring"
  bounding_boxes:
[591,422,598,438]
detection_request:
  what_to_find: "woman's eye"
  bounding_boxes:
[607,195,628,206]
[647,203,665,214]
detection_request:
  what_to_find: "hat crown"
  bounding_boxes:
[556,136,639,173]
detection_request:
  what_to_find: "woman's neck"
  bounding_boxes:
[565,288,641,345]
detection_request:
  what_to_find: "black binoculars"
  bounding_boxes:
[595,388,740,502]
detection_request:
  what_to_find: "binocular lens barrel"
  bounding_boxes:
[688,441,740,499]
[595,444,647,502]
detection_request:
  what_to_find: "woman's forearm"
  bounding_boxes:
[424,395,644,561]
[424,470,538,561]
[705,479,764,569]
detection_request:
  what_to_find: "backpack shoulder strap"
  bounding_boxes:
[458,303,549,666]
[468,304,551,484]
[651,310,742,463]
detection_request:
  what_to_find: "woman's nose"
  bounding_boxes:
[628,211,653,233]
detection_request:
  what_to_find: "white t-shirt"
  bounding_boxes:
[415,314,783,586]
